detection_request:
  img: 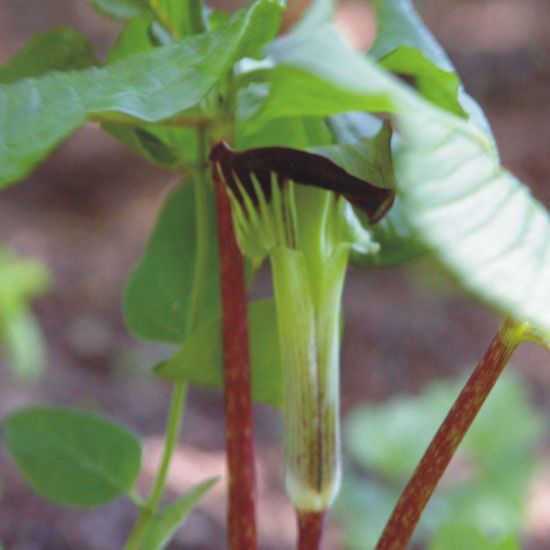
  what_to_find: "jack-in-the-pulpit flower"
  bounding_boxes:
[210,141,394,512]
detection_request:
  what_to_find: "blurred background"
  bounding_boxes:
[0,0,549,548]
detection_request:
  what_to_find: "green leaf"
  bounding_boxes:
[243,64,393,135]
[369,0,463,114]
[260,24,550,331]
[396,102,550,334]
[85,0,151,21]
[103,16,202,169]
[236,114,332,151]
[124,180,219,343]
[102,123,198,169]
[107,15,156,64]
[155,299,282,406]
[288,0,334,35]
[430,524,520,550]
[0,0,283,187]
[0,28,96,84]
[3,406,142,507]
[325,112,426,266]
[149,0,208,39]
[140,477,218,550]
[369,0,492,138]
[244,23,402,133]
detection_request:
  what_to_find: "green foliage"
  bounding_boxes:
[338,372,545,548]
[149,0,208,39]
[369,1,459,114]
[3,406,142,507]
[124,180,220,343]
[0,0,549,544]
[430,524,520,550]
[367,0,493,138]
[85,0,151,21]
[140,477,218,549]
[252,18,550,337]
[107,15,156,63]
[155,299,282,406]
[103,123,198,169]
[0,28,96,84]
[313,122,418,266]
[0,248,50,381]
[0,0,283,187]
[396,104,550,334]
[102,9,206,169]
[1,0,547,336]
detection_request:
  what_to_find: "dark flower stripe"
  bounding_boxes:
[210,141,395,224]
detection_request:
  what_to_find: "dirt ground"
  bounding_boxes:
[0,1,549,548]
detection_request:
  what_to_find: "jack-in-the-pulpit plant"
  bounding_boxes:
[210,141,394,515]
[1,0,549,548]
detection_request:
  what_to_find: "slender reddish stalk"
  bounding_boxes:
[213,167,257,549]
[376,320,523,550]
[297,510,327,550]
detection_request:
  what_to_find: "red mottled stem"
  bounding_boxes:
[213,168,257,550]
[297,510,327,550]
[376,320,523,550]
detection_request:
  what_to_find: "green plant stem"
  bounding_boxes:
[149,382,188,512]
[127,487,146,508]
[376,320,525,550]
[125,383,188,549]
[125,129,211,550]
[186,127,210,332]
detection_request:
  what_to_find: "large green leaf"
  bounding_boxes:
[154,299,282,407]
[124,179,219,343]
[244,22,413,133]
[396,102,550,335]
[257,24,550,334]
[0,28,95,84]
[0,0,283,187]
[140,477,218,550]
[104,15,199,169]
[85,0,151,21]
[242,64,393,135]
[368,0,492,138]
[3,406,142,507]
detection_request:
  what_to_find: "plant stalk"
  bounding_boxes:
[125,383,188,549]
[125,129,211,550]
[212,161,257,550]
[297,510,327,550]
[376,320,525,550]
